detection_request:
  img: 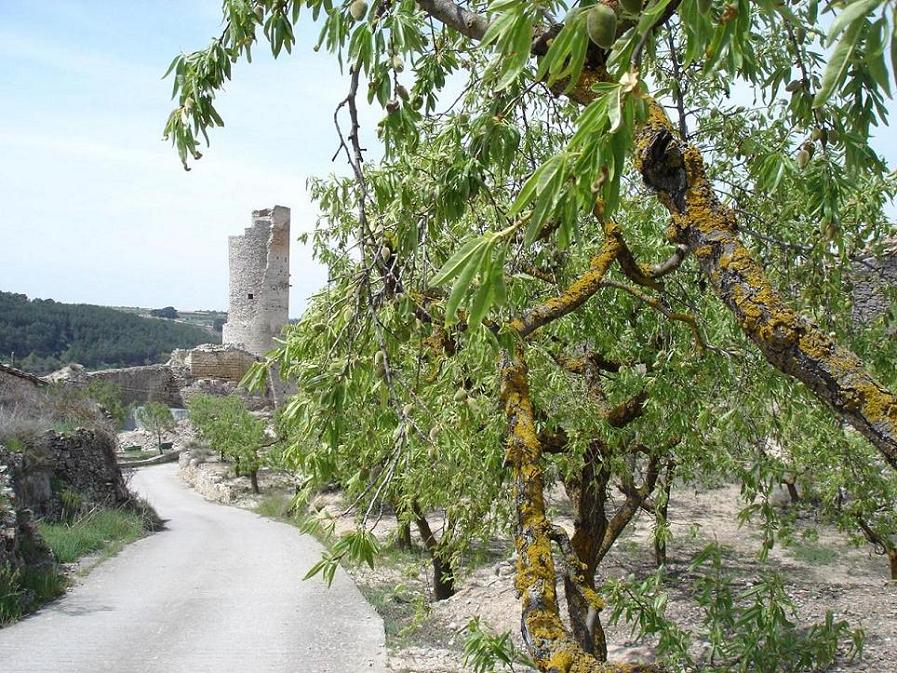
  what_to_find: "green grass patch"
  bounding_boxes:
[786,541,839,566]
[39,508,150,564]
[356,579,430,648]
[0,563,65,626]
[254,492,295,519]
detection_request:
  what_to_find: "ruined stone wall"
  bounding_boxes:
[222,206,290,357]
[0,365,44,401]
[2,429,131,521]
[0,446,53,574]
[852,239,897,326]
[184,345,257,382]
[84,365,181,407]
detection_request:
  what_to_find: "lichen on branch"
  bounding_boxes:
[633,99,897,471]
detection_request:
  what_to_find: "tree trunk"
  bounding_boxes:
[654,476,672,568]
[499,350,660,672]
[396,519,413,550]
[785,480,800,504]
[888,547,897,581]
[431,555,455,600]
[564,575,608,661]
[157,431,163,455]
[250,469,259,494]
[413,509,455,600]
[562,441,610,660]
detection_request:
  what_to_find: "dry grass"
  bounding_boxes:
[0,383,113,448]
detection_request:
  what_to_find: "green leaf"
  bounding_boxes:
[814,19,865,107]
[607,84,624,133]
[467,249,503,327]
[161,54,181,79]
[445,241,492,324]
[826,0,879,46]
[431,238,487,286]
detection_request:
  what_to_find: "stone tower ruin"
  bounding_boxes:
[222,206,291,356]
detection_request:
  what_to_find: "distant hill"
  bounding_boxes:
[111,305,227,334]
[0,292,219,375]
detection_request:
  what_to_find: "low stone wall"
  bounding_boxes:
[119,449,183,468]
[178,452,239,503]
[183,346,257,382]
[9,429,132,520]
[43,345,279,410]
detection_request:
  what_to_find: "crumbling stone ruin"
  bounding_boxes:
[5,429,132,520]
[852,237,897,326]
[222,206,291,357]
[44,343,274,410]
[0,363,46,400]
[0,451,53,579]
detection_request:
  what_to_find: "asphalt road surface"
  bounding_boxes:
[0,463,386,673]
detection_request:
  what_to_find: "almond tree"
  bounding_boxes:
[136,402,175,455]
[166,1,897,670]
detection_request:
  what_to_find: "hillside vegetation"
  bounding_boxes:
[0,291,217,374]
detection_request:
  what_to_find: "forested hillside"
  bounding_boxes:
[0,292,217,374]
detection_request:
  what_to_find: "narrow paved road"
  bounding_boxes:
[0,464,386,673]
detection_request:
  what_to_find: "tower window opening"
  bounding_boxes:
[248,293,254,299]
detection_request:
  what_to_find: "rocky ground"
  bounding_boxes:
[166,445,896,673]
[118,419,195,457]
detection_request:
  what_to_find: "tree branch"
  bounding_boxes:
[634,99,897,471]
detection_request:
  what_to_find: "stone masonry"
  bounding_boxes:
[222,206,291,357]
[0,363,45,400]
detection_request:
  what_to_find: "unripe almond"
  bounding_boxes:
[380,244,392,260]
[348,0,367,21]
[453,388,467,403]
[620,0,642,14]
[586,4,617,50]
[797,148,811,169]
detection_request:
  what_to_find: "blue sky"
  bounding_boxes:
[0,1,370,315]
[0,3,895,317]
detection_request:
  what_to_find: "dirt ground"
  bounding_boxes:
[170,449,897,673]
